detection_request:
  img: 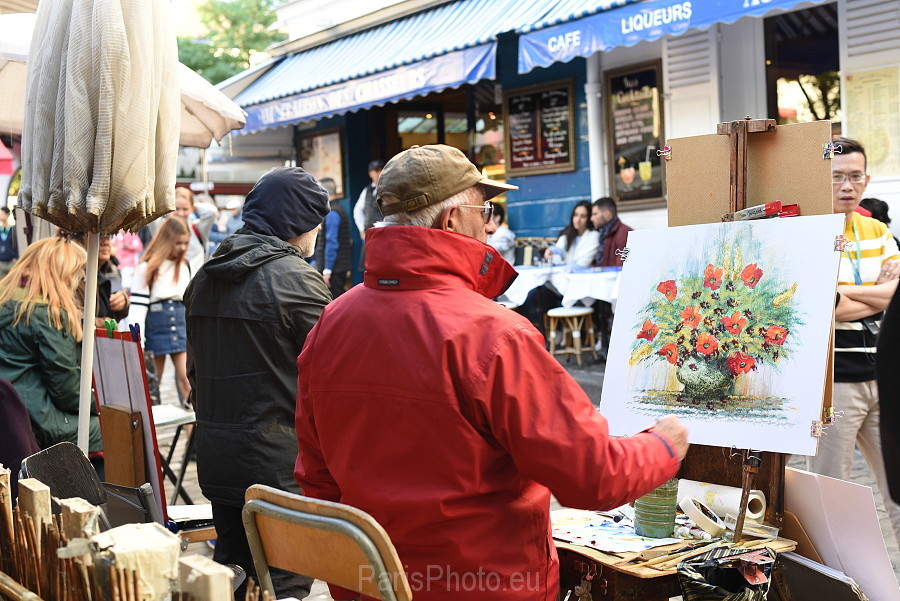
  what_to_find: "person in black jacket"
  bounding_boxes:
[184,167,331,600]
[877,286,900,503]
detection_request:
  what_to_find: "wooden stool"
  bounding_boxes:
[546,306,598,366]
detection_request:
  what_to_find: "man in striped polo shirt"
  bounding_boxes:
[807,137,900,545]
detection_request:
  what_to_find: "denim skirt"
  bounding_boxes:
[145,299,187,355]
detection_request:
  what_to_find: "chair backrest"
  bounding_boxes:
[242,484,412,601]
[0,378,40,499]
[20,442,107,507]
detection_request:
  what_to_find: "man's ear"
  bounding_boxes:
[438,205,458,233]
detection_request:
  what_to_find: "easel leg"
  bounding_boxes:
[733,449,762,542]
[171,427,196,505]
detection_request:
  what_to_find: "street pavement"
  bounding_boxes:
[157,351,899,599]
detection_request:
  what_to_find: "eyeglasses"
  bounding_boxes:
[832,172,867,185]
[457,201,494,225]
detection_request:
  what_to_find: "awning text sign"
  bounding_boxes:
[243,43,495,133]
[519,0,826,73]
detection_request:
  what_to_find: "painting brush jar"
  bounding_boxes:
[633,478,679,538]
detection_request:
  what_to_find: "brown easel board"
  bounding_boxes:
[92,329,167,520]
[664,120,836,526]
[666,120,834,225]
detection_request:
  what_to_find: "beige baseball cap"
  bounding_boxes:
[377,144,517,216]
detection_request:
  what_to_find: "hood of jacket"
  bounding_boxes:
[201,228,304,284]
[362,225,517,299]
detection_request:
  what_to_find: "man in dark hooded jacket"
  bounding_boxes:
[184,167,331,599]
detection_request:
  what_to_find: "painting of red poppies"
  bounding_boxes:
[601,214,844,455]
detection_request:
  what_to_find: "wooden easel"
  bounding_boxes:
[667,118,835,538]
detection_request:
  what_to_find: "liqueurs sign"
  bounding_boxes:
[621,1,692,34]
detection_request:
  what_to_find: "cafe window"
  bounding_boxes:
[397,109,440,148]
[764,4,841,134]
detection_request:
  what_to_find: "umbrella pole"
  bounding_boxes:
[77,232,100,453]
[201,147,208,192]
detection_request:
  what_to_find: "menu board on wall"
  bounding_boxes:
[845,67,900,177]
[504,80,575,176]
[605,61,665,204]
[296,128,345,199]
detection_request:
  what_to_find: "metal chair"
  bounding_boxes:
[242,484,412,601]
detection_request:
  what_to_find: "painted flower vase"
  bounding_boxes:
[675,357,732,398]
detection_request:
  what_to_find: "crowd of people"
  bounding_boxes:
[0,138,898,599]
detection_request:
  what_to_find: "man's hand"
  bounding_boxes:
[324,274,331,289]
[652,415,689,461]
[109,291,127,312]
[877,259,900,284]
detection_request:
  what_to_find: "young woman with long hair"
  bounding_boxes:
[544,200,600,267]
[0,236,103,454]
[128,216,193,402]
[523,201,602,331]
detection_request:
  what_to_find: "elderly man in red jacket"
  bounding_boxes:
[294,144,688,601]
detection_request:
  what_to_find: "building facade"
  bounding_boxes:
[217,0,900,249]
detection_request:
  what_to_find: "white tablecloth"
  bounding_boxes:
[501,265,621,308]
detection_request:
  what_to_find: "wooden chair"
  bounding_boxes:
[546,306,598,366]
[242,484,412,601]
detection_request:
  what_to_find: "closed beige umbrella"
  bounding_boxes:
[18,0,180,234]
[17,0,181,451]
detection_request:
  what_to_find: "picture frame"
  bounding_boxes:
[604,60,666,206]
[295,128,345,199]
[503,79,576,177]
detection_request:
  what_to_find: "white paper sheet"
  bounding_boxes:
[785,467,900,601]
[600,215,843,455]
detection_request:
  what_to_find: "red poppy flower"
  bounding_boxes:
[657,280,677,301]
[721,312,747,336]
[741,264,764,288]
[658,343,679,364]
[764,325,788,346]
[704,264,723,290]
[695,333,719,356]
[726,352,755,375]
[681,306,703,329]
[637,320,660,341]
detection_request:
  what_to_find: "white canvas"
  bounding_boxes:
[601,214,844,455]
[785,468,900,601]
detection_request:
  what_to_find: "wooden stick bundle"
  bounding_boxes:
[243,577,274,601]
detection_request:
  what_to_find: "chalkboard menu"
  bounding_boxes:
[504,80,575,176]
[605,61,665,205]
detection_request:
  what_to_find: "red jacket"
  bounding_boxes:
[295,226,680,601]
[597,218,633,267]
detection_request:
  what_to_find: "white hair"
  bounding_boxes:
[379,186,484,228]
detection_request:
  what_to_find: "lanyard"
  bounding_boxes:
[847,220,863,286]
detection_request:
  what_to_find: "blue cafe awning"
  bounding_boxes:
[518,0,826,74]
[234,0,554,134]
